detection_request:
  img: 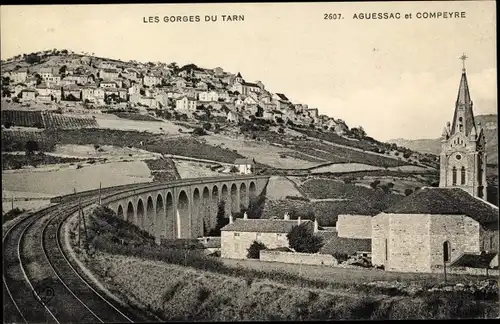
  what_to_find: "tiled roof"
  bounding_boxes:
[234,158,255,165]
[383,187,499,229]
[449,252,498,268]
[221,219,311,233]
[275,93,289,101]
[320,232,372,255]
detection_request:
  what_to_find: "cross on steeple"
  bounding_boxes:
[459,53,468,72]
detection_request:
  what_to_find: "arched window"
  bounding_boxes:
[443,241,451,262]
[461,166,466,185]
[452,167,457,185]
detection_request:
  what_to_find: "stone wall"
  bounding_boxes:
[480,227,499,253]
[336,214,372,239]
[386,214,431,272]
[260,250,338,266]
[371,213,390,269]
[429,214,480,267]
[221,231,289,259]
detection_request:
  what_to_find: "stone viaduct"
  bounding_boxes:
[103,175,270,242]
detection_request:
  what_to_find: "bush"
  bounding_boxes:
[202,122,212,131]
[278,127,285,134]
[370,180,381,189]
[404,188,413,196]
[287,223,324,253]
[192,127,206,136]
[247,241,267,259]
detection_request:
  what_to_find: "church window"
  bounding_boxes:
[490,237,494,250]
[461,166,466,185]
[452,167,457,185]
[456,154,462,160]
[443,241,451,262]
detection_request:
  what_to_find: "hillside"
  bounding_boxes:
[389,114,498,164]
[1,48,440,172]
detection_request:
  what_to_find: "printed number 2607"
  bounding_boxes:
[324,13,342,20]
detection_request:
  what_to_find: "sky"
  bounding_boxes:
[1,2,496,141]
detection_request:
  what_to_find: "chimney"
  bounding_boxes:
[284,212,290,220]
[297,216,301,225]
[229,213,233,224]
[243,212,248,220]
[314,218,318,233]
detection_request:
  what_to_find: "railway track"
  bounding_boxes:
[4,175,266,323]
[3,188,151,323]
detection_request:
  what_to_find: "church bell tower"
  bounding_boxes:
[439,54,488,200]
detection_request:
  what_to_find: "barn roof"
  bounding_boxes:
[221,219,312,233]
[383,187,499,229]
[234,158,255,165]
[449,252,498,269]
[320,231,371,255]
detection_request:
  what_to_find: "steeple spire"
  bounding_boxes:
[450,54,476,136]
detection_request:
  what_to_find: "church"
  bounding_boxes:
[369,56,499,273]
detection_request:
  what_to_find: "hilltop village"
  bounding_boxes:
[1,49,349,134]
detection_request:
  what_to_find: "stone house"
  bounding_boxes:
[62,84,82,100]
[234,158,256,175]
[10,68,28,84]
[100,81,118,89]
[20,89,36,101]
[372,187,499,273]
[308,108,319,119]
[99,68,120,80]
[198,90,219,102]
[243,96,257,105]
[226,111,241,124]
[196,81,209,91]
[139,96,159,109]
[143,74,162,87]
[175,96,197,112]
[334,122,349,136]
[213,67,224,76]
[220,213,314,259]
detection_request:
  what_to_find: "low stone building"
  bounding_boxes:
[371,187,499,273]
[220,213,314,259]
[234,158,255,175]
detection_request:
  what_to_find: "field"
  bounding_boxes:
[1,110,44,128]
[260,177,407,226]
[2,152,86,170]
[173,160,224,179]
[93,113,191,134]
[144,158,180,182]
[110,112,163,122]
[203,134,322,169]
[73,207,498,321]
[1,110,99,129]
[2,161,152,196]
[43,113,98,129]
[265,176,305,200]
[51,144,160,162]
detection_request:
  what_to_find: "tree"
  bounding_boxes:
[350,126,366,139]
[59,65,67,76]
[278,127,285,134]
[370,180,381,189]
[25,140,39,156]
[202,122,212,131]
[34,73,43,85]
[404,188,414,196]
[247,241,267,259]
[287,223,323,253]
[192,127,207,136]
[229,165,239,173]
[167,62,179,72]
[208,201,228,236]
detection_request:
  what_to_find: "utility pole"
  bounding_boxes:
[79,197,89,251]
[98,182,102,205]
[443,258,447,283]
[77,203,81,248]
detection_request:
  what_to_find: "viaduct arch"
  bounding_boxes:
[103,175,269,242]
